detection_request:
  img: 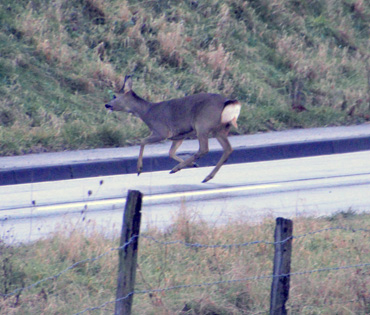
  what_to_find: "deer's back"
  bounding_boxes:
[154,92,225,117]
[144,93,227,138]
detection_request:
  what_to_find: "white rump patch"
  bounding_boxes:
[221,102,241,128]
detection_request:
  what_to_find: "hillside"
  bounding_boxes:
[1,0,370,156]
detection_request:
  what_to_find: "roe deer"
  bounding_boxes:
[105,76,241,183]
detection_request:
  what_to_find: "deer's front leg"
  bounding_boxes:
[169,140,184,163]
[169,140,200,168]
[137,143,145,175]
[137,133,166,175]
[170,134,209,174]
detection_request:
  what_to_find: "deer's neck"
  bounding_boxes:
[129,92,152,119]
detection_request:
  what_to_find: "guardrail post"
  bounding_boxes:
[270,217,293,315]
[115,190,143,315]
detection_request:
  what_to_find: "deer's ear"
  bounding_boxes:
[120,75,133,93]
[125,76,133,92]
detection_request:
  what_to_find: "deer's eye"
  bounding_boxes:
[113,95,116,99]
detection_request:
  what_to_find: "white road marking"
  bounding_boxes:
[1,183,280,220]
[146,183,280,201]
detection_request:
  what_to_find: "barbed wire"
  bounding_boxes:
[0,235,138,299]
[73,262,370,315]
[2,226,369,298]
[141,226,370,249]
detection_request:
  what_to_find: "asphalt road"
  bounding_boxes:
[2,150,370,243]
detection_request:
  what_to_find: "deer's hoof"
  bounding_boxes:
[192,163,199,168]
[170,166,180,174]
[202,175,213,183]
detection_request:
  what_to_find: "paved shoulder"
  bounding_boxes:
[1,124,370,186]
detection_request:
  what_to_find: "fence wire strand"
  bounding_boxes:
[2,226,369,299]
[0,236,138,299]
[73,262,370,315]
[141,226,370,249]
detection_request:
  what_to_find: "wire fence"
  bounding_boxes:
[71,263,370,315]
[74,262,370,315]
[2,223,370,314]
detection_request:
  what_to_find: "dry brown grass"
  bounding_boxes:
[1,208,369,314]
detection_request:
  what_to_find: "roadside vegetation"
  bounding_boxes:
[1,209,369,314]
[1,0,370,156]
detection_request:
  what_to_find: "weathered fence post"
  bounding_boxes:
[115,190,143,315]
[270,217,293,315]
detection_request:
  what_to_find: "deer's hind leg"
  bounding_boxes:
[202,131,232,183]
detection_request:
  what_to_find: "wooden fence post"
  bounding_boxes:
[270,217,293,315]
[115,190,143,315]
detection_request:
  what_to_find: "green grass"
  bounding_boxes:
[1,0,370,156]
[1,209,370,314]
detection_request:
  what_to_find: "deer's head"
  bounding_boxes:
[105,76,135,113]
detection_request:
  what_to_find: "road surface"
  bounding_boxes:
[1,151,370,243]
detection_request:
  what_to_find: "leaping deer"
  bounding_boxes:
[105,76,241,183]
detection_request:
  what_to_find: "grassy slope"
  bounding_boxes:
[1,211,370,314]
[1,0,370,156]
